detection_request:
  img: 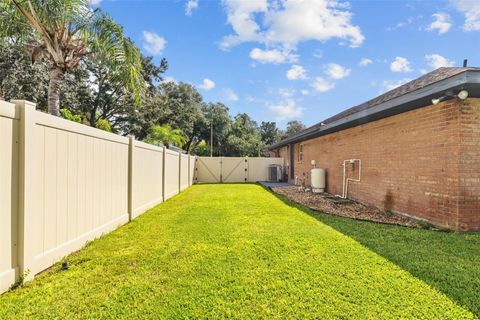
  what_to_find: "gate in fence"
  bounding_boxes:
[194,157,283,183]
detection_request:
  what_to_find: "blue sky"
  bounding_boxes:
[93,0,480,128]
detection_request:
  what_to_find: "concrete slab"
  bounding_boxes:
[258,181,292,188]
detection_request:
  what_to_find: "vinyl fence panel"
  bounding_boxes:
[195,157,221,183]
[221,157,247,183]
[27,108,130,276]
[180,154,189,191]
[189,156,196,186]
[164,149,180,200]
[247,157,284,182]
[131,140,164,219]
[0,101,19,293]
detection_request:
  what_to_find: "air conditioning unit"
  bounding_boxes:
[268,165,282,182]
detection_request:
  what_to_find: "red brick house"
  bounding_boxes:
[269,67,480,232]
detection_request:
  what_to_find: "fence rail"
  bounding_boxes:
[0,100,195,294]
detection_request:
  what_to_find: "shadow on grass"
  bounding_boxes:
[267,187,480,317]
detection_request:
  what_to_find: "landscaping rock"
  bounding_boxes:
[271,186,423,228]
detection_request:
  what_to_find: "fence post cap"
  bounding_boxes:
[11,100,36,110]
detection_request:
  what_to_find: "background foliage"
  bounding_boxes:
[0,36,304,156]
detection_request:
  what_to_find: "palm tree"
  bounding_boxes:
[145,124,186,148]
[0,0,144,116]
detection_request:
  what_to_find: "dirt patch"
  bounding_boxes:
[271,186,423,228]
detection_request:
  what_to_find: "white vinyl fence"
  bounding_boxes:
[195,157,283,183]
[0,102,19,295]
[0,100,195,294]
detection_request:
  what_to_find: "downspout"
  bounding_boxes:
[289,143,295,181]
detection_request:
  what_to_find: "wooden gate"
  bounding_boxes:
[195,157,222,183]
[222,157,247,183]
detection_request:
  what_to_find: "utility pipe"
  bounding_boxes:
[336,159,362,199]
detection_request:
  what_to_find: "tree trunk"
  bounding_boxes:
[184,133,195,153]
[48,67,65,116]
[89,109,97,127]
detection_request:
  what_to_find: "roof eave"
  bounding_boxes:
[269,70,480,150]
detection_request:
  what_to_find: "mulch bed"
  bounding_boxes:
[271,186,423,228]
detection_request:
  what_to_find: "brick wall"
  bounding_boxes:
[458,100,480,231]
[272,98,480,231]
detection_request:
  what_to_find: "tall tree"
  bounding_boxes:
[285,120,306,137]
[227,113,264,157]
[0,41,49,104]
[70,54,167,130]
[202,102,231,156]
[1,0,144,115]
[154,82,206,152]
[260,121,280,146]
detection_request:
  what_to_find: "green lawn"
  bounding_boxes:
[0,184,478,319]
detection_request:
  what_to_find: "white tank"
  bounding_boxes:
[311,168,326,193]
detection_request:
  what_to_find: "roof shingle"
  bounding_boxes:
[322,67,478,125]
[270,67,480,149]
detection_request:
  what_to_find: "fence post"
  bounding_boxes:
[178,152,182,192]
[13,100,36,282]
[187,155,191,186]
[162,147,166,201]
[244,157,248,183]
[220,157,223,183]
[194,157,198,184]
[128,136,135,221]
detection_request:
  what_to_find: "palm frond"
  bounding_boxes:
[0,1,36,42]
[1,0,145,100]
[146,124,186,147]
[82,12,145,103]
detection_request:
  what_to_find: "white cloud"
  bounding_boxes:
[220,0,364,52]
[220,0,268,49]
[427,13,452,34]
[382,78,412,92]
[198,78,216,90]
[396,17,415,28]
[88,0,101,5]
[249,48,298,64]
[386,16,418,31]
[286,65,308,80]
[312,77,335,92]
[142,31,167,55]
[301,89,310,95]
[185,0,199,16]
[263,1,365,48]
[359,58,373,67]
[425,54,454,70]
[277,88,295,98]
[268,99,304,122]
[224,88,239,101]
[245,95,261,104]
[325,63,351,79]
[390,56,412,73]
[450,0,480,31]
